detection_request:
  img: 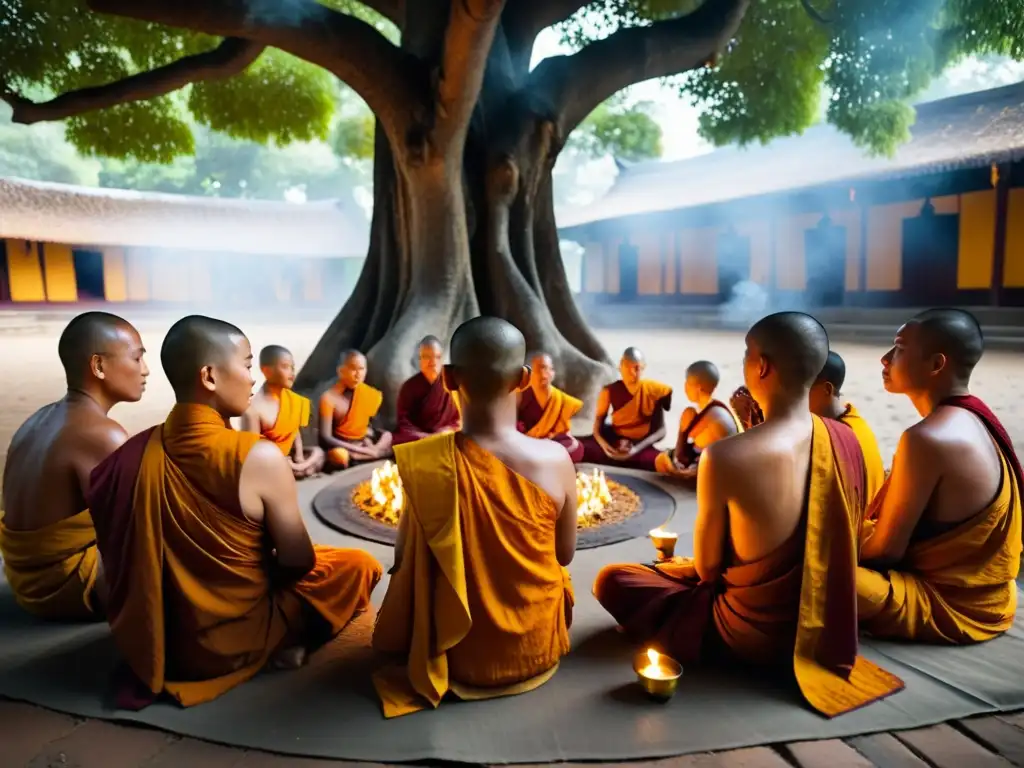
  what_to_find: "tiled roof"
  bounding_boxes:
[559,81,1024,231]
[0,176,369,258]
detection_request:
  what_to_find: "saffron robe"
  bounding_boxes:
[326,382,384,468]
[372,432,574,718]
[580,379,673,472]
[261,389,311,458]
[393,373,460,446]
[838,403,885,504]
[594,417,904,717]
[654,399,742,475]
[517,386,585,463]
[87,403,382,708]
[0,509,100,620]
[857,395,1022,644]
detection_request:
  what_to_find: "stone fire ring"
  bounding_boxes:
[311,462,676,550]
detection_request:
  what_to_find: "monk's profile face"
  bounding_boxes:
[531,355,554,387]
[338,353,367,389]
[96,325,150,403]
[683,374,706,404]
[262,353,295,389]
[619,357,643,386]
[208,335,256,416]
[419,343,443,380]
[741,337,769,403]
[882,323,934,395]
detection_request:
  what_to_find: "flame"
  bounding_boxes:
[646,648,659,666]
[576,468,612,520]
[353,460,405,524]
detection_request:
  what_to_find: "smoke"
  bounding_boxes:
[717,280,770,328]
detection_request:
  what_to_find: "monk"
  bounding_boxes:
[655,360,741,477]
[579,347,672,472]
[594,312,904,717]
[373,317,577,718]
[809,350,885,502]
[858,308,1022,644]
[86,315,383,709]
[517,352,584,463]
[392,336,461,445]
[1,312,148,621]
[241,345,324,478]
[320,350,393,469]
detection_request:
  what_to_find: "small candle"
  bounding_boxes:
[634,648,683,702]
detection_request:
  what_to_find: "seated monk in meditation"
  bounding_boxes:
[372,317,577,718]
[580,347,672,472]
[858,308,1022,644]
[517,352,584,463]
[241,345,324,478]
[1,312,148,621]
[809,350,885,502]
[594,312,904,717]
[655,360,741,477]
[320,350,392,469]
[392,335,461,445]
[86,315,383,709]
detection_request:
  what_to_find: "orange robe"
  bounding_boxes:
[0,509,100,620]
[580,379,673,472]
[326,382,384,468]
[654,399,742,474]
[372,432,574,718]
[517,386,584,463]
[86,403,382,709]
[858,396,1022,644]
[838,403,885,504]
[261,388,311,458]
[594,417,904,717]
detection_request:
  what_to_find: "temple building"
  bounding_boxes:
[558,82,1024,309]
[0,176,368,306]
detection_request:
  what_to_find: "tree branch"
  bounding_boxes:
[1,37,263,125]
[503,0,592,45]
[87,0,423,138]
[532,0,750,137]
[801,0,836,24]
[357,0,404,26]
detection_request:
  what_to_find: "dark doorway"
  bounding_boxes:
[618,242,638,300]
[901,201,960,306]
[0,241,10,302]
[72,249,105,301]
[717,228,751,303]
[804,216,847,307]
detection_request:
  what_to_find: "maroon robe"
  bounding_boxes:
[392,373,460,446]
[579,381,671,472]
[517,388,585,463]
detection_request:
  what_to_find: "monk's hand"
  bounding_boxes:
[730,386,764,429]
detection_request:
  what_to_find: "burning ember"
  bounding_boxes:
[351,462,641,530]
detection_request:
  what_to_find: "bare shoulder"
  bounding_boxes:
[70,412,129,456]
[244,438,290,473]
[526,433,575,466]
[900,418,943,453]
[708,406,740,433]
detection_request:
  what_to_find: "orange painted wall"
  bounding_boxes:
[958,191,996,289]
[1005,189,1024,288]
[635,233,663,295]
[5,240,46,302]
[102,248,128,302]
[42,244,78,302]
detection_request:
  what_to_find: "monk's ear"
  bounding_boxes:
[199,364,217,392]
[758,355,770,381]
[89,353,105,380]
[514,366,531,393]
[931,352,948,376]
[442,364,458,393]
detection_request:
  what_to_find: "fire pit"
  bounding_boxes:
[312,461,675,550]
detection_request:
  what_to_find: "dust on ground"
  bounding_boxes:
[2,315,1022,471]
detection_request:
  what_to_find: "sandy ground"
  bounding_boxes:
[1,314,1023,472]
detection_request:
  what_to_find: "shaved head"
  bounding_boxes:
[530,351,553,366]
[910,308,983,381]
[622,347,645,364]
[449,316,526,397]
[747,312,829,391]
[58,311,137,387]
[338,348,364,367]
[419,335,442,351]
[161,315,247,399]
[816,351,846,391]
[686,360,720,390]
[259,344,291,367]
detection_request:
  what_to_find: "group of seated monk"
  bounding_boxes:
[0,306,1019,722]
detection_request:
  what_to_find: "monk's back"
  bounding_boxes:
[462,431,569,510]
[716,418,813,564]
[3,402,111,530]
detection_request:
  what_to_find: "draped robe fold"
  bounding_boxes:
[372,432,574,718]
[654,399,742,475]
[594,416,904,717]
[392,373,460,446]
[838,403,885,504]
[517,387,584,463]
[261,388,311,458]
[87,403,382,709]
[0,509,100,620]
[857,395,1022,644]
[326,382,384,468]
[580,380,673,472]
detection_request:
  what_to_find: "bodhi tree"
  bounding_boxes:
[3,0,1022,420]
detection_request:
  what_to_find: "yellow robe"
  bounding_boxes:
[262,389,311,458]
[523,386,582,439]
[858,449,1022,644]
[327,382,384,468]
[839,403,885,504]
[610,379,673,441]
[0,509,100,620]
[372,432,574,718]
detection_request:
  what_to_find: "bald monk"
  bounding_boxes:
[0,312,148,621]
[655,360,741,477]
[392,336,461,445]
[241,345,324,478]
[595,312,904,717]
[373,317,577,718]
[320,350,392,469]
[87,315,382,709]
[809,351,885,502]
[858,309,1022,644]
[580,347,672,472]
[517,352,584,463]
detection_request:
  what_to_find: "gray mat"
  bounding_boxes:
[2,477,1023,764]
[311,462,676,550]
